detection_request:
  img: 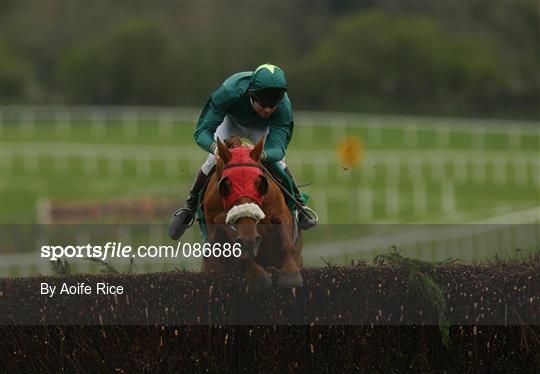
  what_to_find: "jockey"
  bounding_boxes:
[168,63,317,240]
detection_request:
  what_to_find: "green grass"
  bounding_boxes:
[2,117,538,225]
[3,119,539,151]
[1,112,538,276]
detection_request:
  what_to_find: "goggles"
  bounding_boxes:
[250,89,284,108]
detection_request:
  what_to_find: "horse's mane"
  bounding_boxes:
[215,136,257,177]
[224,135,254,150]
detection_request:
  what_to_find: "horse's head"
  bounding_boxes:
[216,137,269,257]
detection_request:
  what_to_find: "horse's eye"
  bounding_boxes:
[255,175,269,195]
[218,177,232,197]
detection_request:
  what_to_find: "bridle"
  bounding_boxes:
[219,158,267,219]
[219,158,315,245]
[223,162,262,171]
[222,161,318,221]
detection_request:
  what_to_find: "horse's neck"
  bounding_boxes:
[264,170,290,210]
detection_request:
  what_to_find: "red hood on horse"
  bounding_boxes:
[202,137,304,288]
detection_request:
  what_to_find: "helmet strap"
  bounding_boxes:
[249,96,257,111]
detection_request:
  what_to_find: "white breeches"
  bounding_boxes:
[201,116,287,175]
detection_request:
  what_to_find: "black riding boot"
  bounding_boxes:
[283,166,317,231]
[168,169,208,240]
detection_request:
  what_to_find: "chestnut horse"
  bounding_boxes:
[201,137,303,288]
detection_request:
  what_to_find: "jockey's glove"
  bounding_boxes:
[211,141,267,161]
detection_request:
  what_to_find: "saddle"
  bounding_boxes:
[195,162,307,242]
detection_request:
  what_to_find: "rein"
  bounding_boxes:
[221,159,318,222]
[259,164,302,210]
[260,164,318,222]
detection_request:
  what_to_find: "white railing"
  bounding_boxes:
[3,142,538,224]
[302,206,540,263]
[1,106,538,275]
[2,105,539,150]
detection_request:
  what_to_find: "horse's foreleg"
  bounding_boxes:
[203,211,239,273]
[245,258,272,290]
[271,217,303,287]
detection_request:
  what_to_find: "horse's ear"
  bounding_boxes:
[217,138,232,163]
[215,156,224,175]
[250,138,265,162]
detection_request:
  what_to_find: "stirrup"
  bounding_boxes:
[300,206,319,223]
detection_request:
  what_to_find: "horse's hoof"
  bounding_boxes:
[277,271,303,288]
[247,272,272,291]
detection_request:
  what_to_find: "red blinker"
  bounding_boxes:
[221,147,264,210]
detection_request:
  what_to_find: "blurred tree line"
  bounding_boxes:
[1,0,538,119]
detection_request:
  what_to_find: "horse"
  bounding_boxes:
[200,136,303,288]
